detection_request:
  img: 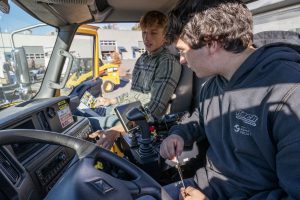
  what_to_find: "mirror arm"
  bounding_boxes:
[10,23,47,49]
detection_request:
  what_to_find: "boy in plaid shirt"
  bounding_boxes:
[90,11,181,149]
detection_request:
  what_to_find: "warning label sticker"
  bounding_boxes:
[57,100,74,128]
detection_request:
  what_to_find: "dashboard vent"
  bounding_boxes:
[0,150,20,184]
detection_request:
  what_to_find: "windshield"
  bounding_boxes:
[249,2,300,34]
[0,0,57,108]
[0,0,299,109]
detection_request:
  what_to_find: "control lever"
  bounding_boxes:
[175,156,186,189]
[126,107,155,158]
[164,144,198,197]
[165,142,199,167]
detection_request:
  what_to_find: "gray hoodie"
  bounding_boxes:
[171,43,300,199]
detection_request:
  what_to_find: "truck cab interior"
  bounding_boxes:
[0,0,299,199]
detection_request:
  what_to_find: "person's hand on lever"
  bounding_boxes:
[94,97,117,107]
[89,124,124,149]
[159,134,184,160]
[179,186,208,200]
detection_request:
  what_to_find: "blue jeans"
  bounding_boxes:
[88,114,119,130]
[77,105,119,131]
[164,178,198,200]
[135,195,156,200]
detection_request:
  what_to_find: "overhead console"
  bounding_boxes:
[17,0,113,27]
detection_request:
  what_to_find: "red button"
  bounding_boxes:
[149,126,156,133]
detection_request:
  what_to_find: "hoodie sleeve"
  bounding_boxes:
[169,108,206,147]
[253,86,300,199]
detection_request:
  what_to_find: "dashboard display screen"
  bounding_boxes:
[114,101,141,132]
[57,100,74,128]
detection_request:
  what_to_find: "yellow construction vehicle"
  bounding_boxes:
[98,62,120,92]
[65,25,120,93]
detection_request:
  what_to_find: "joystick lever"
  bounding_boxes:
[126,107,156,159]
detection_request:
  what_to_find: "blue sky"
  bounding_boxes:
[0,2,40,33]
[0,1,134,33]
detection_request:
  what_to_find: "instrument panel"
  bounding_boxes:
[0,96,93,198]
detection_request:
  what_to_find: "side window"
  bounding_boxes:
[60,34,95,96]
[252,4,300,33]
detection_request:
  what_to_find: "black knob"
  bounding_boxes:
[126,107,146,121]
[58,152,66,161]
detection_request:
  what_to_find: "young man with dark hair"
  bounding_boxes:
[89,11,182,149]
[159,0,300,199]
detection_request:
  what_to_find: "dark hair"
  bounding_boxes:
[166,0,205,44]
[168,0,253,53]
[140,11,168,31]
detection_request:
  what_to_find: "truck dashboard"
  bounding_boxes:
[1,0,298,199]
[0,96,93,199]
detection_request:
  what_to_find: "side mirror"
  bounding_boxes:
[11,47,33,100]
[12,47,31,86]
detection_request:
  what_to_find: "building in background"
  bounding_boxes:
[248,0,300,33]
[97,29,144,61]
[0,29,143,70]
[0,0,300,74]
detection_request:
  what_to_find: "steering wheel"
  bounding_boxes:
[0,129,172,200]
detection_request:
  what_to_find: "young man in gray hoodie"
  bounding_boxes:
[160,0,300,199]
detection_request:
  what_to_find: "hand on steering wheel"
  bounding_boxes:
[89,129,120,149]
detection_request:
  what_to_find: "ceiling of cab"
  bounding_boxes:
[13,0,256,27]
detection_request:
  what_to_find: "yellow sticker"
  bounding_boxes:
[58,100,68,110]
[58,100,66,106]
[94,161,104,170]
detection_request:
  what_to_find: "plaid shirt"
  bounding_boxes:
[117,46,181,117]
